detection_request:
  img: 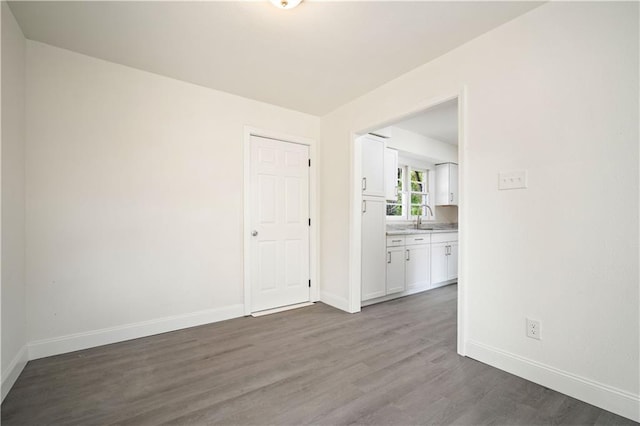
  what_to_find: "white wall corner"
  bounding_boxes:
[27,304,245,360]
[1,346,29,402]
[466,340,640,422]
[320,291,351,313]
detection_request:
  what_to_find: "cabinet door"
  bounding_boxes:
[361,136,385,197]
[435,163,458,206]
[386,247,406,294]
[431,242,448,285]
[406,244,430,291]
[384,148,398,201]
[361,198,386,300]
[449,164,459,206]
[447,242,458,280]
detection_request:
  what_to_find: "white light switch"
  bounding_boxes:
[499,170,527,190]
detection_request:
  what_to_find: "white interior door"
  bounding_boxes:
[250,135,310,312]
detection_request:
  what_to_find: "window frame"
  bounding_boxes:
[386,164,433,221]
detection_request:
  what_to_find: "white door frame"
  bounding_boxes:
[348,87,468,356]
[243,126,319,316]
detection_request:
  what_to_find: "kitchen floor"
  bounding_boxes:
[2,285,636,425]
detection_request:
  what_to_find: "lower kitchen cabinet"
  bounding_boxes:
[370,231,458,306]
[431,242,449,284]
[431,233,458,287]
[447,242,458,281]
[406,244,430,290]
[384,235,430,298]
[386,246,406,294]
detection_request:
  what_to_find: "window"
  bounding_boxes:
[410,169,429,217]
[386,165,431,220]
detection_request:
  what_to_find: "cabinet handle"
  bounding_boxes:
[415,238,423,241]
[362,177,367,191]
[391,239,402,243]
[387,252,391,263]
[450,193,453,203]
[362,200,366,213]
[406,249,410,261]
[446,245,451,255]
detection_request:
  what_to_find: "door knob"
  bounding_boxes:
[252,230,258,236]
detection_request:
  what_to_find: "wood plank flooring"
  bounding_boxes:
[2,285,636,425]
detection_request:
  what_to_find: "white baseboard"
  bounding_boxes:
[466,340,640,422]
[28,304,245,360]
[1,345,28,402]
[320,291,350,312]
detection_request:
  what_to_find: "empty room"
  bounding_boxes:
[1,1,639,424]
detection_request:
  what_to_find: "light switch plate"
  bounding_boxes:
[499,170,527,190]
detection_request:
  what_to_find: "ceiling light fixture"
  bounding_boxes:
[270,0,302,10]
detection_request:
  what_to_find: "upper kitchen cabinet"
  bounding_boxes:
[384,148,398,201]
[361,135,386,197]
[435,162,458,206]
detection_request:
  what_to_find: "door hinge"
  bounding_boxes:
[308,280,311,288]
[308,159,311,167]
[308,218,311,226]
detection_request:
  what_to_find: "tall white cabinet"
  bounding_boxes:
[384,148,398,201]
[361,135,386,198]
[361,197,387,300]
[360,135,398,302]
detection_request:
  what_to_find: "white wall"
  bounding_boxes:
[319,2,639,420]
[387,126,457,164]
[25,41,319,356]
[1,1,28,401]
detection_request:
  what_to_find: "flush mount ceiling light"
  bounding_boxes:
[270,0,302,10]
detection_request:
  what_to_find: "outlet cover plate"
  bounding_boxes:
[526,318,541,340]
[499,170,527,190]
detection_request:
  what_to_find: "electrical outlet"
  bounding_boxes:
[526,318,541,340]
[499,170,527,190]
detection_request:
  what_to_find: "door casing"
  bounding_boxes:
[243,127,319,316]
[348,87,468,356]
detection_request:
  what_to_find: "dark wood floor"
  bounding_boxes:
[2,285,636,425]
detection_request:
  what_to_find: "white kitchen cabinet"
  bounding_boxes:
[361,197,386,301]
[361,135,386,198]
[386,246,406,294]
[384,148,398,201]
[431,233,458,286]
[405,244,430,291]
[435,163,459,206]
[447,242,458,280]
[384,234,430,297]
[430,242,449,285]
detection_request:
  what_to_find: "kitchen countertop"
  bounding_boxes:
[386,228,458,236]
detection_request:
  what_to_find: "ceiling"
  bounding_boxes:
[9,1,542,116]
[394,99,458,145]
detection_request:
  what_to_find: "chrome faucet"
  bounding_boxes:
[415,204,434,229]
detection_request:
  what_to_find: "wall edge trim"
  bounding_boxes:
[466,339,640,422]
[1,345,28,402]
[319,291,350,312]
[27,304,245,360]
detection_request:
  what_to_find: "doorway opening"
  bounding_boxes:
[349,91,466,355]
